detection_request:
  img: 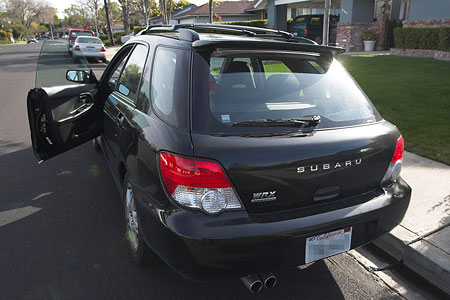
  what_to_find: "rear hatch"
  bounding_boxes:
[191,46,400,215]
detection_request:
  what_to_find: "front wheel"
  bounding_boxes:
[123,174,156,266]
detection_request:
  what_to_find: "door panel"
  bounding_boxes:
[27,83,100,161]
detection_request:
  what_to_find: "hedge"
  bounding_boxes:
[214,20,268,28]
[394,27,450,51]
[113,31,125,44]
[133,25,146,35]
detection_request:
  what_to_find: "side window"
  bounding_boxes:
[109,53,129,86]
[117,44,148,102]
[150,47,189,129]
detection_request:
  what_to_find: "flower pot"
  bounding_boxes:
[363,40,376,51]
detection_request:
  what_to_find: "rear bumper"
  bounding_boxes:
[73,51,105,59]
[136,178,411,281]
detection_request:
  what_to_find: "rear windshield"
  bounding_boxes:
[192,50,381,134]
[77,37,102,44]
[71,31,93,38]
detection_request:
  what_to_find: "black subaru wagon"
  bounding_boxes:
[27,24,411,293]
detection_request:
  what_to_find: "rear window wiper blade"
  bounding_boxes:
[232,115,321,128]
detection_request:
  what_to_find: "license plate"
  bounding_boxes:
[86,47,94,51]
[305,227,352,263]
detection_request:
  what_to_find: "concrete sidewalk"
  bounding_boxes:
[373,151,450,295]
[105,46,121,63]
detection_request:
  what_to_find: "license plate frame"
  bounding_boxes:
[305,227,352,263]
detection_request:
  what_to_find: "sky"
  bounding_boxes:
[49,0,210,18]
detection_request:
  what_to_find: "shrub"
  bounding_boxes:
[99,34,109,42]
[133,25,146,35]
[394,27,450,51]
[214,19,268,28]
[112,31,125,44]
[362,30,377,41]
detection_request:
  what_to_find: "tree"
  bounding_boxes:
[159,0,173,24]
[86,0,100,35]
[63,4,92,28]
[3,0,54,29]
[99,1,121,34]
[134,0,153,26]
[118,0,131,34]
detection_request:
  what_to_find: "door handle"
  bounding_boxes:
[117,112,126,127]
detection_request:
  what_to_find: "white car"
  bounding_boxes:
[72,36,107,63]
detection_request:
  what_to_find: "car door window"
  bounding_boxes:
[108,48,132,89]
[117,44,148,102]
[149,47,189,129]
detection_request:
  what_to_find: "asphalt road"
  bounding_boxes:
[0,41,402,300]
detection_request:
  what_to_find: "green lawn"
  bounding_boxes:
[337,55,450,165]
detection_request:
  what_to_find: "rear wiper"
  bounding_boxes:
[232,115,321,129]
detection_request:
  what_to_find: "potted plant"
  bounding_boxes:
[362,30,377,51]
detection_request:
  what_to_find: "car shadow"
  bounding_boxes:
[0,144,356,300]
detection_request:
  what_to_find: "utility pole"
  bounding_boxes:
[322,0,331,45]
[104,0,114,46]
[209,0,213,23]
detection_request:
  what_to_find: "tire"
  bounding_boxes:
[92,137,102,152]
[123,174,156,266]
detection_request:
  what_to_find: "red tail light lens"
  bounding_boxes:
[382,135,404,186]
[74,45,80,51]
[159,152,241,215]
[392,135,404,162]
[160,152,231,194]
[101,46,106,52]
[304,28,308,35]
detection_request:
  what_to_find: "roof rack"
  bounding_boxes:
[138,23,317,45]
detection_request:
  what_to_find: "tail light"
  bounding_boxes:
[331,29,336,34]
[381,135,404,186]
[159,152,242,215]
[74,45,80,51]
[304,28,308,35]
[101,46,106,52]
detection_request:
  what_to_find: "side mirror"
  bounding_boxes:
[66,69,98,84]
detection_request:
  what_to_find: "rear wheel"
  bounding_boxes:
[123,174,155,266]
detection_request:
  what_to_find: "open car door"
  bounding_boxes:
[28,40,102,162]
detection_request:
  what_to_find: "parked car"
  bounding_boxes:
[289,14,340,45]
[72,36,107,63]
[27,24,411,293]
[67,29,95,56]
[27,36,37,44]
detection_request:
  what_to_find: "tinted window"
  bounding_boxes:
[77,37,102,44]
[192,50,381,134]
[118,44,148,102]
[149,47,189,129]
[71,31,93,38]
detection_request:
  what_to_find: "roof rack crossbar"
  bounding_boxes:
[139,23,321,46]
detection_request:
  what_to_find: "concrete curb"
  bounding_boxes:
[372,151,450,296]
[373,230,450,296]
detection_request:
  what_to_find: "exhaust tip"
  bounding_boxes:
[250,280,263,293]
[241,275,263,293]
[261,272,277,288]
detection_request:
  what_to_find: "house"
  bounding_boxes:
[263,0,450,52]
[391,0,450,28]
[172,0,259,24]
[149,4,197,25]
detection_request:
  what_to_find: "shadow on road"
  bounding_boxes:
[0,144,350,300]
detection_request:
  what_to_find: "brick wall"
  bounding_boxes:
[390,48,450,62]
[336,22,371,52]
[403,19,450,28]
[336,14,388,52]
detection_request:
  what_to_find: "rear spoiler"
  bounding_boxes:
[192,39,345,56]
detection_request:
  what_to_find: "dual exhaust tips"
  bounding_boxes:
[241,273,277,293]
